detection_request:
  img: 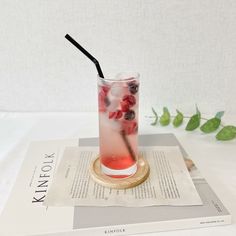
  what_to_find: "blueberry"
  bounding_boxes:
[128,82,139,94]
[124,110,135,120]
[104,97,110,107]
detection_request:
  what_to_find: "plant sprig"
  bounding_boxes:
[151,107,158,126]
[150,107,236,141]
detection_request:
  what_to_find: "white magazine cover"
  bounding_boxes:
[0,134,232,236]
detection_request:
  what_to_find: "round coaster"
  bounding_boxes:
[89,156,150,189]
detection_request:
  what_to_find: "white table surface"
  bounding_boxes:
[0,112,235,236]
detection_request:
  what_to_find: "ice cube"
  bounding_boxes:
[110,83,124,97]
[100,113,121,131]
[107,98,119,112]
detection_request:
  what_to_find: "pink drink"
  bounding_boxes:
[98,73,139,178]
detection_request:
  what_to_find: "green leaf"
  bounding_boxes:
[185,106,201,131]
[200,111,224,133]
[151,107,158,126]
[173,109,183,127]
[160,107,170,126]
[215,111,224,119]
[200,118,221,133]
[216,126,236,141]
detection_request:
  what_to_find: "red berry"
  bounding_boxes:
[101,86,110,95]
[109,111,116,119]
[98,87,111,112]
[121,120,138,135]
[115,110,123,119]
[99,107,106,112]
[98,91,106,112]
[120,100,130,112]
[122,95,136,107]
[109,110,123,119]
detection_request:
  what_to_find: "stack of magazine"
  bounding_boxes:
[0,134,231,236]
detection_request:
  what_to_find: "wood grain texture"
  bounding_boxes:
[90,156,150,189]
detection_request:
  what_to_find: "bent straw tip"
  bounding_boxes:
[64,34,105,79]
[65,34,71,39]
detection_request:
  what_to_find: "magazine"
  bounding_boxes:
[44,146,202,207]
[0,134,231,236]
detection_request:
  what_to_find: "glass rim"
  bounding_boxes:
[97,72,140,83]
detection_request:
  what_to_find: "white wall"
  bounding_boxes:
[0,0,236,114]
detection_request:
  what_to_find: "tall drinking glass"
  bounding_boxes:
[98,72,139,178]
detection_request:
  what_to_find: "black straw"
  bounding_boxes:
[65,34,104,78]
[120,130,136,161]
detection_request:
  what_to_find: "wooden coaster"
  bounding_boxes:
[89,156,150,189]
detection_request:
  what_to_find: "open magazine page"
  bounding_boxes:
[44,146,202,207]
